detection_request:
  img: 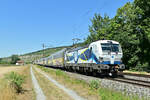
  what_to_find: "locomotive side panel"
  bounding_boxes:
[65,47,98,65]
[77,48,93,64]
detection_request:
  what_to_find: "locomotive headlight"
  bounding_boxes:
[119,64,125,69]
[99,57,103,62]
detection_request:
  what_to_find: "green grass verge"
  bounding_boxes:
[36,65,146,100]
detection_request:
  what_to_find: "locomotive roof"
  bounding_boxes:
[66,40,119,53]
[94,40,119,44]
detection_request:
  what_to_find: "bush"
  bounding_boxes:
[89,80,100,90]
[5,72,26,93]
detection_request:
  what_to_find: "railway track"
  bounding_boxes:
[120,72,150,78]
[107,77,150,88]
[68,71,150,88]
[43,65,150,88]
[64,70,150,88]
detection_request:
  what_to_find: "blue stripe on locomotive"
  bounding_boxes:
[114,61,121,64]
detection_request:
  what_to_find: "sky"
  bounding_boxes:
[0,0,133,57]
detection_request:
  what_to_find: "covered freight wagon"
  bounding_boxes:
[46,48,67,67]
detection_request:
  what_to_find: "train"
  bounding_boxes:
[35,40,125,76]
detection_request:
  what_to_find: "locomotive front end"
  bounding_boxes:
[99,40,125,76]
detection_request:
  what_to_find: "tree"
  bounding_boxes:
[133,0,150,70]
[11,55,20,64]
[0,58,2,62]
[84,0,150,71]
[112,2,141,69]
[85,14,111,44]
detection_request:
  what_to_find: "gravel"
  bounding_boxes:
[64,71,150,99]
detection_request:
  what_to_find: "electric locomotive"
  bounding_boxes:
[65,40,125,76]
[35,40,125,76]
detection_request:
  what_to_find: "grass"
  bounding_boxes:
[17,65,36,100]
[5,72,26,93]
[0,65,36,100]
[0,79,16,100]
[33,67,72,100]
[98,88,140,100]
[36,65,147,100]
[36,65,100,100]
[0,64,17,67]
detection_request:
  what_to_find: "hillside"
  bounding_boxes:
[0,42,85,64]
[0,46,70,64]
[19,42,85,63]
[19,46,70,63]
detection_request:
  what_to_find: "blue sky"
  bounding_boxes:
[0,0,133,57]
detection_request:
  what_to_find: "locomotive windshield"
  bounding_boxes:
[101,43,120,52]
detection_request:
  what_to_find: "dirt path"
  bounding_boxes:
[33,67,72,100]
[34,66,86,100]
[30,66,46,100]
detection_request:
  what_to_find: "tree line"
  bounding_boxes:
[0,55,20,64]
[84,0,150,71]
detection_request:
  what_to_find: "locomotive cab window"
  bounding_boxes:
[101,43,121,52]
